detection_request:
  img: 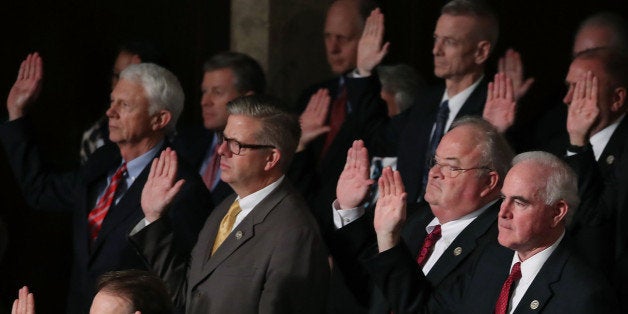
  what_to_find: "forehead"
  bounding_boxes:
[203,68,237,87]
[502,162,544,198]
[574,25,615,53]
[566,57,606,83]
[435,14,478,40]
[112,78,148,100]
[436,125,483,163]
[324,1,362,36]
[224,114,262,139]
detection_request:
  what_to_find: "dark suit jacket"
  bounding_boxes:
[366,237,619,314]
[289,75,388,238]
[328,201,499,313]
[395,79,488,202]
[564,117,628,272]
[131,179,330,313]
[0,117,213,313]
[173,124,233,205]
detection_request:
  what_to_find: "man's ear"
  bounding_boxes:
[479,171,499,197]
[550,200,569,228]
[610,87,627,113]
[264,148,281,171]
[474,41,491,65]
[151,110,172,131]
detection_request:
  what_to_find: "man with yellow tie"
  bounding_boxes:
[131,95,330,313]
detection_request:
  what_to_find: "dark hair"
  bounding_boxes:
[575,47,628,88]
[441,0,499,50]
[118,39,168,68]
[203,51,266,94]
[227,95,300,171]
[96,270,173,314]
[576,12,628,52]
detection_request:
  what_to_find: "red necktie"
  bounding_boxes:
[87,163,127,241]
[416,225,442,267]
[495,262,522,314]
[202,149,220,191]
[320,85,347,158]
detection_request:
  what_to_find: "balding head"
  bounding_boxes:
[573,12,628,56]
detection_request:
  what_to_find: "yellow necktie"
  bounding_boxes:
[211,200,242,255]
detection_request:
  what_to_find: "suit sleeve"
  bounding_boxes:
[0,117,81,212]
[564,148,616,272]
[129,217,190,308]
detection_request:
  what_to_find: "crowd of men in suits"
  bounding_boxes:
[2,0,628,313]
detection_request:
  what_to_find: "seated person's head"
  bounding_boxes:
[90,270,172,314]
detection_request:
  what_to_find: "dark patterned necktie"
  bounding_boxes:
[87,163,127,241]
[321,85,348,158]
[494,262,522,314]
[416,225,442,267]
[421,100,450,197]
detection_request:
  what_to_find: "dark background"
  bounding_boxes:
[0,0,626,312]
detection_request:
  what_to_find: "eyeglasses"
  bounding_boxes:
[428,157,493,178]
[218,133,275,156]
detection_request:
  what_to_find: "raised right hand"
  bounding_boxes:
[373,167,407,252]
[7,53,43,120]
[141,148,185,222]
[336,140,374,209]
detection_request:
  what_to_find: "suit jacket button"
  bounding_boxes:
[530,300,539,309]
[235,230,243,239]
[453,247,462,256]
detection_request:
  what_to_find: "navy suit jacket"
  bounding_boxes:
[172,124,233,206]
[395,79,488,203]
[366,237,619,314]
[0,117,213,313]
[328,201,499,313]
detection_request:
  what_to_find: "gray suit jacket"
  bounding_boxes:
[131,179,330,313]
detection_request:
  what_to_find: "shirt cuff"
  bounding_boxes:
[332,199,366,229]
[129,218,152,236]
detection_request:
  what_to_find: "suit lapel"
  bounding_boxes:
[513,241,569,313]
[89,143,163,259]
[427,202,499,285]
[597,117,628,177]
[189,181,291,290]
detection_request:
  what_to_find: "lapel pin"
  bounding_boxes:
[453,247,462,256]
[530,300,539,310]
[235,230,243,240]
[606,155,615,165]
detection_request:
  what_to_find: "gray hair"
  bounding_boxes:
[203,52,266,94]
[576,11,628,52]
[441,0,499,51]
[377,64,424,113]
[450,116,514,182]
[512,151,580,211]
[120,63,184,135]
[227,95,301,171]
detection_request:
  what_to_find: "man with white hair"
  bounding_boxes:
[368,151,618,313]
[0,53,212,313]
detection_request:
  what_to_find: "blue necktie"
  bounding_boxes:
[421,100,450,197]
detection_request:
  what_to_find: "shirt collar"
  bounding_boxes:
[236,176,285,213]
[441,76,484,131]
[511,231,565,282]
[427,198,498,242]
[590,114,625,160]
[124,140,164,183]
